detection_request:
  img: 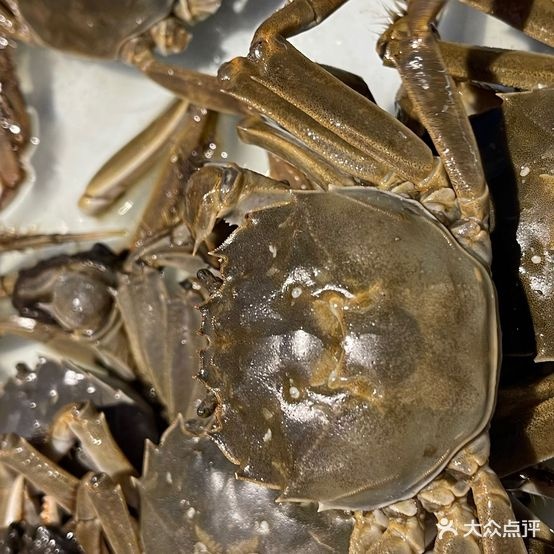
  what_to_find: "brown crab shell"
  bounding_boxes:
[17,0,174,59]
[500,89,554,362]
[200,187,499,511]
[139,418,353,553]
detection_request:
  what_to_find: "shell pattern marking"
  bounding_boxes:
[200,187,499,511]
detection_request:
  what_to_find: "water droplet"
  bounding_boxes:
[118,200,133,215]
[291,286,302,298]
[531,255,542,264]
[520,166,530,177]
[258,520,270,533]
[289,385,300,400]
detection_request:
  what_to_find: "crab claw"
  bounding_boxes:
[185,164,291,254]
[184,165,237,254]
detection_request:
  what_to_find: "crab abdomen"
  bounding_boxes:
[201,187,498,511]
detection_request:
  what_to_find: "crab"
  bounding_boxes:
[0,358,159,549]
[0,0,553,552]
[0,0,223,210]
[0,104,222,420]
[377,0,554,363]
[162,0,553,551]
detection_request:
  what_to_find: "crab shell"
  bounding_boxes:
[200,187,499,511]
[15,0,175,59]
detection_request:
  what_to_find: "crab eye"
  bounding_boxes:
[50,272,113,334]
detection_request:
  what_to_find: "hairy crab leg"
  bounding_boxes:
[252,0,349,43]
[129,48,247,116]
[237,116,356,190]
[0,229,125,253]
[0,315,136,381]
[78,473,141,554]
[418,477,481,554]
[0,466,24,527]
[220,41,444,190]
[512,497,554,551]
[78,99,192,216]
[132,106,218,247]
[48,403,136,492]
[116,266,207,421]
[447,435,526,554]
[74,481,108,554]
[459,0,554,48]
[0,434,79,513]
[380,1,490,233]
[506,466,554,500]
[434,41,554,90]
[351,500,425,554]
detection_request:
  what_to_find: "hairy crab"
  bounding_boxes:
[178,0,553,551]
[0,0,223,210]
[0,0,553,552]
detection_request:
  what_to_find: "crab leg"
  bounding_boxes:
[0,434,79,513]
[435,41,554,91]
[447,435,527,554]
[132,50,247,116]
[74,482,110,554]
[116,266,207,421]
[78,472,141,554]
[0,466,24,527]
[0,315,136,381]
[460,0,554,48]
[79,99,192,216]
[48,403,136,487]
[220,42,442,190]
[506,467,554,500]
[132,105,218,246]
[252,0,349,43]
[0,229,125,253]
[418,477,481,554]
[0,43,31,210]
[380,2,489,228]
[238,116,356,190]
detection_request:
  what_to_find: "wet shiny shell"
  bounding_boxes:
[139,418,353,553]
[201,187,499,511]
[0,358,156,452]
[500,89,554,362]
[17,0,174,59]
